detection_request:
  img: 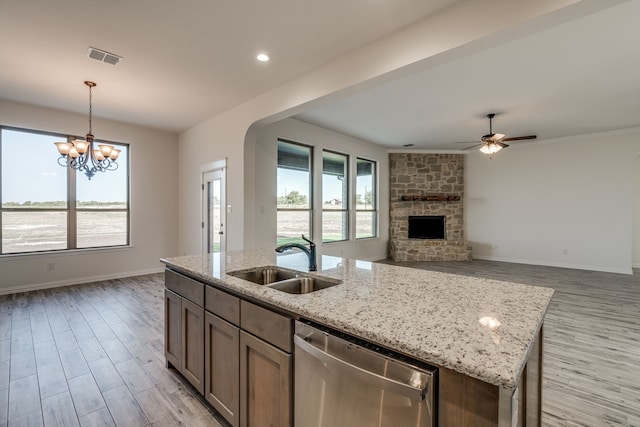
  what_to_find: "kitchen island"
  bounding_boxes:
[161,248,554,427]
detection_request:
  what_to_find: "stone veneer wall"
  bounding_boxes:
[389,153,471,261]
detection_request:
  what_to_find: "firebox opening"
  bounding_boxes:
[408,216,445,240]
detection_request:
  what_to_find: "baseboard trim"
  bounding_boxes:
[472,255,633,275]
[0,267,165,296]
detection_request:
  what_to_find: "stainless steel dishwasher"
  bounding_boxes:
[294,321,437,427]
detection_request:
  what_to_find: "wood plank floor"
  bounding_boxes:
[1,261,639,426]
[380,259,640,427]
[0,274,224,427]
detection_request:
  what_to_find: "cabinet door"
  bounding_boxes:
[240,331,292,427]
[182,298,205,394]
[205,312,240,427]
[164,289,182,369]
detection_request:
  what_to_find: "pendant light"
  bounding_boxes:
[54,81,120,179]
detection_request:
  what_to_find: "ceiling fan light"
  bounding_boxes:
[480,142,503,154]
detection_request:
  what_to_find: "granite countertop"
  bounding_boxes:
[160,248,554,389]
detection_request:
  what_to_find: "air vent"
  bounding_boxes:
[86,47,123,65]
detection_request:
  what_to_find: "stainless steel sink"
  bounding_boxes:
[227,267,297,285]
[266,276,340,294]
[228,267,341,294]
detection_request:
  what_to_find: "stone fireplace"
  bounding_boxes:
[389,153,472,261]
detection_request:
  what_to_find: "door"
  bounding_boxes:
[203,165,226,254]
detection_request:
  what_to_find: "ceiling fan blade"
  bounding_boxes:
[481,133,506,143]
[497,141,509,148]
[502,135,537,142]
[460,143,483,151]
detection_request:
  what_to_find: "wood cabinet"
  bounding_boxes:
[164,270,205,395]
[239,300,293,427]
[438,327,544,427]
[181,297,204,394]
[239,330,292,427]
[205,311,240,427]
[165,269,293,427]
[205,285,241,427]
[164,289,181,368]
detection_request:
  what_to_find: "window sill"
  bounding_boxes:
[0,245,134,261]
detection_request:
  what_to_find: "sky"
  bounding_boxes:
[2,129,128,204]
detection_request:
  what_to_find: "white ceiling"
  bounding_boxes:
[0,0,461,133]
[296,1,640,149]
[2,1,638,149]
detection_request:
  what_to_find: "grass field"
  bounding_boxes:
[277,205,376,245]
[2,210,127,254]
[3,204,373,254]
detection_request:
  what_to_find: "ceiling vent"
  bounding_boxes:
[86,47,123,65]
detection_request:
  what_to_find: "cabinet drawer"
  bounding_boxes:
[240,301,293,353]
[165,269,204,306]
[206,286,240,326]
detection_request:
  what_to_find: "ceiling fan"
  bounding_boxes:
[461,113,536,154]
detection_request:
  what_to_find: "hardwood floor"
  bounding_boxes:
[0,274,224,427]
[1,261,639,427]
[380,259,640,427]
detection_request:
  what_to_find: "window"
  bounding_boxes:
[1,126,129,255]
[322,150,348,242]
[356,158,377,238]
[275,139,378,246]
[276,139,312,245]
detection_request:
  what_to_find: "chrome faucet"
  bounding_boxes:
[275,234,317,271]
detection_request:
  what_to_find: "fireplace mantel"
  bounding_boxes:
[400,194,461,202]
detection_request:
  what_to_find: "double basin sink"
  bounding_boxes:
[228,266,341,295]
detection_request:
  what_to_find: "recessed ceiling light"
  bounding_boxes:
[256,53,270,62]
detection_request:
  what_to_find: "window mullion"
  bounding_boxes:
[68,153,77,250]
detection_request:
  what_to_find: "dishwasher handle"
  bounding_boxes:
[294,334,429,401]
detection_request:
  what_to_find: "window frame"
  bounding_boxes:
[276,138,313,245]
[355,157,378,240]
[321,149,349,243]
[0,125,130,256]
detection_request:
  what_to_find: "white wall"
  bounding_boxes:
[0,99,179,293]
[246,118,389,260]
[466,129,640,274]
[177,0,585,257]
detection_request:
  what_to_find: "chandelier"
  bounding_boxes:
[54,81,120,180]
